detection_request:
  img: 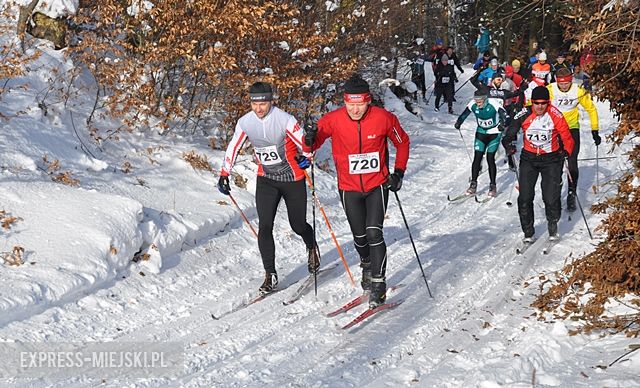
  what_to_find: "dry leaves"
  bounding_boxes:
[2,246,25,266]
[1,210,22,231]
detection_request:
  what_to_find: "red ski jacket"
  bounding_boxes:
[521,105,574,156]
[313,106,410,192]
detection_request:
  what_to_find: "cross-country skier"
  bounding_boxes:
[547,67,600,211]
[454,88,507,197]
[218,82,319,295]
[305,74,410,308]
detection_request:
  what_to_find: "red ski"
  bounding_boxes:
[341,299,404,330]
[326,284,405,317]
[326,294,369,317]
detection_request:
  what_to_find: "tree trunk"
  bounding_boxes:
[17,0,40,51]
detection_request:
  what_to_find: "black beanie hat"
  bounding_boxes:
[249,82,273,101]
[344,74,370,94]
[474,88,488,98]
[531,86,550,101]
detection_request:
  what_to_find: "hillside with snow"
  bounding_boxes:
[1,35,639,388]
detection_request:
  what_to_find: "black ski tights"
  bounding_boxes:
[471,150,497,185]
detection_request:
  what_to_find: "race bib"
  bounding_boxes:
[254,145,282,165]
[348,152,380,174]
[526,128,552,148]
[533,70,548,79]
[441,77,450,83]
[555,97,578,112]
[415,59,424,65]
[478,118,494,128]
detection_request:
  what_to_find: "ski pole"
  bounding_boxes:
[303,170,356,288]
[453,68,479,95]
[457,128,474,165]
[310,158,319,295]
[577,156,616,161]
[595,145,599,193]
[228,193,258,239]
[425,87,435,104]
[506,156,520,207]
[393,191,433,298]
[564,159,593,239]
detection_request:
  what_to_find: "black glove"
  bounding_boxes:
[386,169,404,192]
[507,144,517,155]
[295,155,310,169]
[218,175,231,195]
[304,122,317,147]
[454,122,461,130]
[592,130,601,146]
[563,149,571,159]
[498,124,505,133]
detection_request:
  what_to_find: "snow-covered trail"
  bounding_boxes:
[2,65,637,387]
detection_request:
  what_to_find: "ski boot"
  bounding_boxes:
[360,259,372,292]
[307,244,320,274]
[466,181,477,195]
[369,277,387,308]
[488,183,497,197]
[548,221,559,241]
[259,272,278,295]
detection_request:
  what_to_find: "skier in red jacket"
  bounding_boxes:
[305,74,410,308]
[503,86,575,244]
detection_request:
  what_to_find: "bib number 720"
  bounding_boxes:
[348,152,380,174]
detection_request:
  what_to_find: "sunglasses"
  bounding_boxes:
[532,100,548,106]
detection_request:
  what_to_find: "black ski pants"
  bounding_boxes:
[434,83,453,110]
[339,186,389,279]
[517,151,564,238]
[256,176,315,274]
[412,74,426,96]
[565,128,581,193]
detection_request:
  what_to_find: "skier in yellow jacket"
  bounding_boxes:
[547,67,600,211]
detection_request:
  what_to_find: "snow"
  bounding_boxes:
[15,0,78,19]
[1,23,639,388]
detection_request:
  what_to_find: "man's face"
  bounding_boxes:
[251,101,272,119]
[558,81,572,92]
[557,57,565,63]
[345,101,369,120]
[532,100,548,116]
[474,97,486,109]
[447,48,453,56]
[493,77,504,88]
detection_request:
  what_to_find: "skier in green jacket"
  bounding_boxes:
[454,88,507,197]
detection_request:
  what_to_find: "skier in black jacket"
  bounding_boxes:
[434,54,456,113]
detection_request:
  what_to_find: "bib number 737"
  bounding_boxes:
[348,152,380,174]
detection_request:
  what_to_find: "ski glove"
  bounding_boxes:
[304,122,318,147]
[295,155,311,169]
[454,122,461,130]
[218,175,231,195]
[592,130,602,146]
[386,169,404,192]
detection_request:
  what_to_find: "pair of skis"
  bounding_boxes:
[447,192,495,204]
[211,263,337,320]
[515,236,560,255]
[326,284,405,330]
